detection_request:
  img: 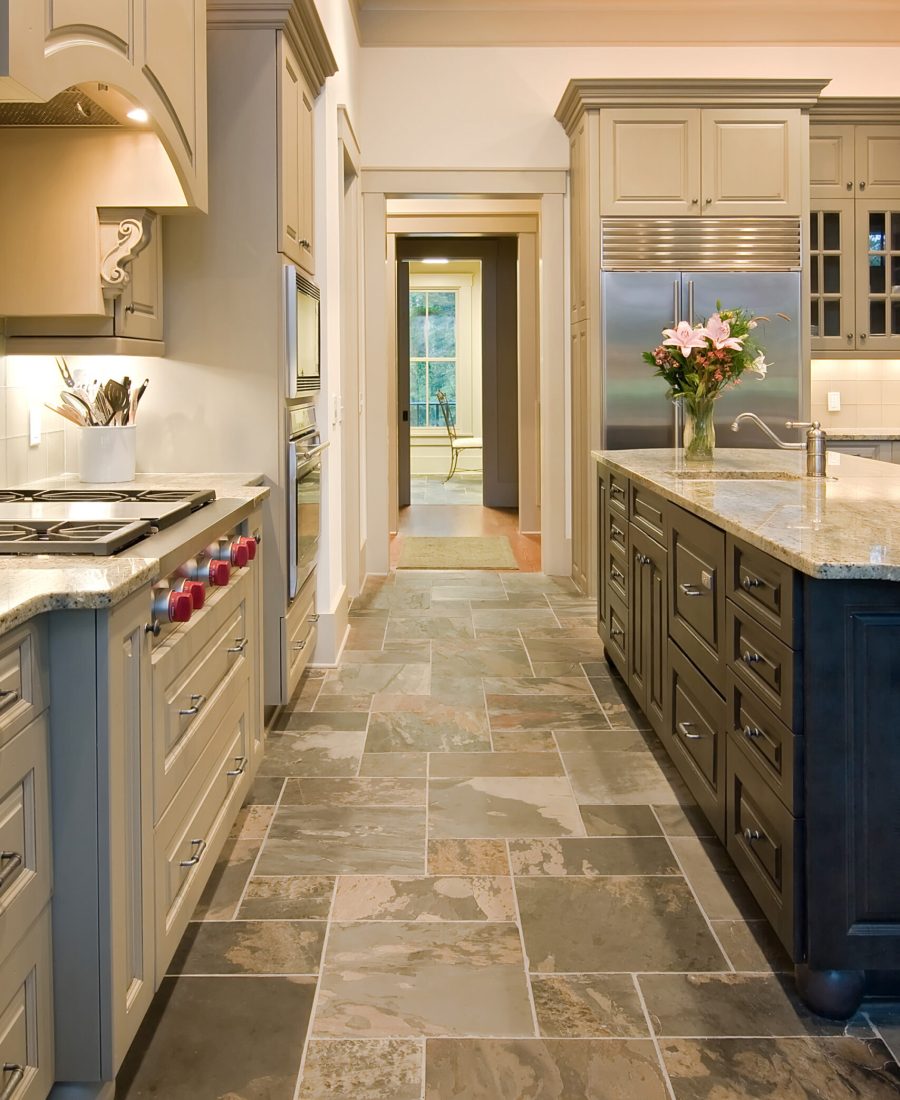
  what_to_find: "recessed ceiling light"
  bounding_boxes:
[126,107,149,123]
[421,257,449,264]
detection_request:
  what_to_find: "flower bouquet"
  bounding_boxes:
[643,304,773,462]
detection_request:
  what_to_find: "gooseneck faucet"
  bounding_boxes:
[730,412,828,478]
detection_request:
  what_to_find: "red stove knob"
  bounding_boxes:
[209,560,231,587]
[239,536,257,561]
[230,541,250,568]
[180,579,206,610]
[153,588,193,624]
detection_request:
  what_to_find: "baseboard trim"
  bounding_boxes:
[310,585,351,668]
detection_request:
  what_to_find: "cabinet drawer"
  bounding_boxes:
[153,586,252,820]
[607,508,629,558]
[667,641,726,841]
[605,542,629,605]
[0,907,53,1100]
[727,603,801,730]
[604,592,628,679]
[726,737,802,957]
[0,624,46,753]
[726,536,800,648]
[630,482,668,547]
[284,571,317,700]
[669,506,726,692]
[0,716,51,960]
[726,670,803,814]
[608,470,629,516]
[155,681,252,979]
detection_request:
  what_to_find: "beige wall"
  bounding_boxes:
[0,344,68,484]
[811,359,900,431]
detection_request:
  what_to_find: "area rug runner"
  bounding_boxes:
[397,535,518,570]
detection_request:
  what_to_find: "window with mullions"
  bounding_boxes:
[410,290,458,428]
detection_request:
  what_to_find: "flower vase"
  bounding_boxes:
[683,396,716,462]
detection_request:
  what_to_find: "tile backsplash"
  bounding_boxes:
[810,359,900,432]
[0,335,69,486]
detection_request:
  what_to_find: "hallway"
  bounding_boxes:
[116,570,900,1099]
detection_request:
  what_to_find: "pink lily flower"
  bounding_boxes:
[662,321,708,357]
[700,313,745,352]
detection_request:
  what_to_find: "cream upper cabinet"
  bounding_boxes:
[701,109,802,215]
[856,126,900,199]
[810,125,856,199]
[1,0,207,211]
[279,38,315,277]
[600,110,700,216]
[601,107,801,217]
[570,119,589,322]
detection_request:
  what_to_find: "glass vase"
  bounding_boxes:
[683,395,717,462]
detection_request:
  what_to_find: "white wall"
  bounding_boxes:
[360,46,900,170]
[0,345,68,484]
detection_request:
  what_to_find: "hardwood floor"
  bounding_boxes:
[392,503,542,572]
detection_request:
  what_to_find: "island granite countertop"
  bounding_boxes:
[0,473,269,634]
[593,447,900,581]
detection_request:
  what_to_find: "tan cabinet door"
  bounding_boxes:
[810,125,856,200]
[854,200,900,353]
[570,121,588,323]
[278,38,315,276]
[571,323,589,594]
[855,126,900,200]
[809,201,856,354]
[116,221,164,341]
[298,77,315,276]
[600,109,701,216]
[701,109,801,215]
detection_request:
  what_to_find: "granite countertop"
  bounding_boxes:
[0,473,270,634]
[593,447,900,581]
[827,427,900,441]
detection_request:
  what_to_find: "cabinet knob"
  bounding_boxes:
[740,575,762,591]
[610,626,624,639]
[300,239,311,249]
[741,650,763,665]
[846,181,853,191]
[860,333,867,341]
[636,552,651,566]
[691,197,699,205]
[859,181,866,191]
[847,333,854,342]
[743,725,762,739]
[705,197,712,205]
[743,827,763,843]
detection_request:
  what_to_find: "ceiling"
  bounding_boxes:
[349,0,900,46]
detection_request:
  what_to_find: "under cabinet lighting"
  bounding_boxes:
[126,107,149,123]
[421,257,450,264]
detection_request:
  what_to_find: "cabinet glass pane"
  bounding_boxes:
[893,302,900,337]
[810,256,819,294]
[893,256,900,294]
[824,300,841,337]
[824,256,841,294]
[809,212,819,251]
[871,300,887,335]
[811,300,819,336]
[870,212,887,251]
[893,213,900,252]
[870,256,886,295]
[823,212,841,251]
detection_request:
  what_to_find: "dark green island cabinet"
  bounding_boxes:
[596,450,900,1019]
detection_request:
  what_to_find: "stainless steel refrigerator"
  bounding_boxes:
[601,220,803,449]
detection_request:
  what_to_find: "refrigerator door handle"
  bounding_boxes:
[687,279,695,325]
[673,280,680,327]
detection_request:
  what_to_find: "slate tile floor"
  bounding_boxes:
[117,569,900,1099]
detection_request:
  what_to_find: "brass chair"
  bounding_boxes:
[435,390,482,482]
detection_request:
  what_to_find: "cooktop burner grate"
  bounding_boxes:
[0,519,152,555]
[28,488,216,507]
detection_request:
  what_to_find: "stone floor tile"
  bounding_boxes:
[428,751,565,778]
[639,973,869,1037]
[358,752,429,777]
[238,876,335,920]
[481,675,592,695]
[490,730,558,752]
[341,642,432,664]
[517,876,728,973]
[427,839,511,876]
[332,875,517,922]
[192,839,261,922]
[530,975,649,1038]
[429,777,585,839]
[256,732,367,778]
[243,776,285,806]
[116,976,315,1099]
[509,837,680,876]
[561,747,686,805]
[425,673,489,707]
[229,804,275,840]
[286,672,325,713]
[366,709,490,753]
[669,837,764,921]
[868,1004,900,1063]
[281,777,427,807]
[431,638,532,678]
[653,803,717,838]
[314,693,373,712]
[661,1036,900,1099]
[273,711,370,733]
[320,663,430,696]
[424,1038,668,1099]
[385,611,474,643]
[486,694,608,732]
[711,920,793,974]
[257,805,426,876]
[298,1039,423,1100]
[471,608,559,633]
[314,922,534,1038]
[168,919,325,976]
[579,804,664,836]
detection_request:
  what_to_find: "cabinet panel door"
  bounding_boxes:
[810,125,855,200]
[116,219,163,340]
[596,469,608,636]
[297,75,315,276]
[142,1,203,165]
[570,122,587,324]
[809,202,856,353]
[279,39,302,266]
[856,126,900,200]
[854,201,900,353]
[600,109,700,216]
[702,109,801,215]
[571,325,589,593]
[47,0,132,53]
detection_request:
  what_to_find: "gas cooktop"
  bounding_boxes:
[0,489,216,556]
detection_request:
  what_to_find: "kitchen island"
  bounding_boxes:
[593,447,900,1018]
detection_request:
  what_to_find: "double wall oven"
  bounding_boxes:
[287,401,326,601]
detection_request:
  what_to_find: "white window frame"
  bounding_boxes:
[409,273,476,437]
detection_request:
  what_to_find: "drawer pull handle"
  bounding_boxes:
[227,637,249,654]
[0,689,19,714]
[610,484,625,499]
[743,827,763,844]
[0,851,24,892]
[180,838,207,868]
[677,720,703,740]
[292,639,307,652]
[610,524,625,543]
[179,693,207,717]
[741,575,763,591]
[743,725,763,739]
[610,627,624,639]
[1,1065,25,1100]
[679,583,703,597]
[742,650,763,665]
[227,756,248,778]
[610,566,624,583]
[308,614,320,624]
[636,552,651,566]
[300,239,311,249]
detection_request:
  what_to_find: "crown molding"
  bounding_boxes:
[811,97,900,123]
[207,0,338,94]
[555,78,832,132]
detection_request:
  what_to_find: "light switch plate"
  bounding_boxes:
[827,391,841,412]
[29,406,41,446]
